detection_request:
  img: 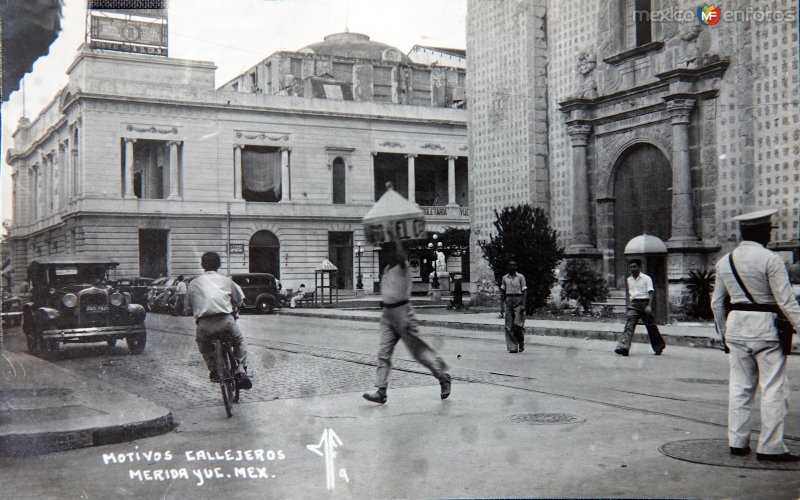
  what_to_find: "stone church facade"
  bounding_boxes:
[467,0,799,306]
[6,33,469,292]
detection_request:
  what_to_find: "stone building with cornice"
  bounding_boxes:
[467,0,799,310]
[6,33,469,293]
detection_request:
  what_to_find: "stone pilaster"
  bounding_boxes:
[280,147,291,202]
[406,154,416,203]
[123,138,136,199]
[233,145,242,200]
[167,140,182,199]
[447,155,457,207]
[565,123,600,257]
[666,98,698,243]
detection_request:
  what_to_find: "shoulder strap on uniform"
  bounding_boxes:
[728,251,756,304]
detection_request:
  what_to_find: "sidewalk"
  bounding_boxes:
[279,304,725,349]
[0,349,174,457]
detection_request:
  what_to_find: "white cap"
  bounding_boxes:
[732,208,778,227]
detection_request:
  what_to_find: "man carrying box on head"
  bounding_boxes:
[361,184,451,404]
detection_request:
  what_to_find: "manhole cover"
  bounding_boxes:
[0,388,73,400]
[660,439,800,470]
[508,413,585,425]
[675,378,727,385]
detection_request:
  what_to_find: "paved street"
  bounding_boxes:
[2,312,800,498]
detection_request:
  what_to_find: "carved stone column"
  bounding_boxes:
[566,124,598,255]
[280,147,291,202]
[233,145,243,200]
[167,140,181,199]
[447,155,457,207]
[406,154,416,203]
[35,164,43,221]
[123,138,136,199]
[666,98,698,242]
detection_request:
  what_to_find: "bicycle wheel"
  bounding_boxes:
[214,340,234,417]
[227,347,241,403]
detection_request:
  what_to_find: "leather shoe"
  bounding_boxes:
[235,372,253,390]
[440,374,451,400]
[363,389,387,404]
[756,452,800,462]
[730,446,751,456]
[209,371,220,383]
[508,349,519,353]
[614,347,629,356]
[518,345,525,353]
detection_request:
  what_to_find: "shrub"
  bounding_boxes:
[685,268,715,320]
[479,204,565,313]
[560,259,608,312]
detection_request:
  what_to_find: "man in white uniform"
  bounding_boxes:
[711,209,800,462]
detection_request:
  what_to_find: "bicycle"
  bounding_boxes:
[213,336,240,418]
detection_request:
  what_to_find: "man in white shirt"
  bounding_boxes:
[711,209,800,462]
[614,259,666,356]
[363,241,451,404]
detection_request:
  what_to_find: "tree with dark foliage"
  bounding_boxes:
[480,205,565,313]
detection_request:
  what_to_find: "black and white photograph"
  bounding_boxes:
[1,0,799,498]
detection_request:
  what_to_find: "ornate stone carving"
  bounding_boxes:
[379,141,404,148]
[566,124,592,146]
[573,50,598,99]
[235,131,289,141]
[126,125,178,134]
[420,143,445,151]
[666,99,696,124]
[459,145,469,151]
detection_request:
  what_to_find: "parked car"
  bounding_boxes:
[115,277,154,308]
[22,256,147,358]
[146,276,194,314]
[2,295,23,327]
[230,273,279,314]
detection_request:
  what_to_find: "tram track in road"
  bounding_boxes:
[149,321,799,441]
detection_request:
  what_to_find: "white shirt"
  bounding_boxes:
[381,263,412,304]
[711,241,800,341]
[187,271,244,319]
[627,273,654,300]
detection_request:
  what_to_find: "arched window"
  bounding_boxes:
[249,230,280,277]
[332,157,346,204]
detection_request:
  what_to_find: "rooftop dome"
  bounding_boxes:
[299,32,411,64]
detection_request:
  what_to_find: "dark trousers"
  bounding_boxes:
[616,300,665,353]
[504,295,525,351]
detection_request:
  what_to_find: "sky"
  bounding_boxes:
[0,0,467,229]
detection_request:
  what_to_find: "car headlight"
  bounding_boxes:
[62,294,78,308]
[110,293,124,307]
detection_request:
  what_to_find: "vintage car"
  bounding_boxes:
[2,295,23,327]
[230,273,279,314]
[22,256,147,358]
[115,277,154,308]
[146,276,194,314]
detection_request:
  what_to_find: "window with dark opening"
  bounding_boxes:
[332,157,346,204]
[634,0,652,46]
[242,146,282,202]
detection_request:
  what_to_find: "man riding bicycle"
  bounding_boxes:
[186,252,253,390]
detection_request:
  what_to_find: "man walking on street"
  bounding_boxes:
[615,259,666,356]
[501,260,527,353]
[187,252,253,390]
[363,241,451,404]
[711,209,800,462]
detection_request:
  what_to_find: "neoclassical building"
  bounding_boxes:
[6,33,469,292]
[467,0,799,305]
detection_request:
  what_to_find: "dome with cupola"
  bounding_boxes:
[299,32,411,64]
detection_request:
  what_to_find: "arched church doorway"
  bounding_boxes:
[249,230,280,277]
[612,144,672,287]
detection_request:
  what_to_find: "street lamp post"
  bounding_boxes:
[429,234,440,289]
[355,242,364,291]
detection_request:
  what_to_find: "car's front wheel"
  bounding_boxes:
[256,297,274,314]
[127,333,146,354]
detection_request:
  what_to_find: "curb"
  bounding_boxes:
[0,413,176,457]
[277,310,725,350]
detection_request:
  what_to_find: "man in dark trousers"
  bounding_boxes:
[500,260,527,353]
[363,240,451,404]
[187,252,252,390]
[711,209,800,462]
[614,259,666,356]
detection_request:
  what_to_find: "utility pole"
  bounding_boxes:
[226,202,231,274]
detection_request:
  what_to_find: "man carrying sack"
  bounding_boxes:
[710,208,800,462]
[361,184,451,404]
